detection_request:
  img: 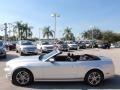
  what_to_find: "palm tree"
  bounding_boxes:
[22,24,33,39]
[14,21,33,40]
[27,28,33,39]
[14,21,24,40]
[13,26,17,40]
[63,27,75,40]
[43,26,53,39]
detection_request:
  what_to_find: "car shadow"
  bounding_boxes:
[20,75,120,89]
[0,54,19,62]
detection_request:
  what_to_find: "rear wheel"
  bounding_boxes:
[85,70,104,86]
[12,69,33,86]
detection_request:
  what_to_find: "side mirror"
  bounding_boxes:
[49,58,55,62]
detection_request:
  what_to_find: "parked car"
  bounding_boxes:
[4,49,114,86]
[114,43,120,48]
[37,41,54,53]
[110,44,116,48]
[5,41,16,51]
[78,41,86,49]
[85,41,92,48]
[67,42,78,50]
[16,40,38,56]
[97,42,111,49]
[102,42,111,49]
[0,40,6,58]
[58,43,69,51]
[97,43,103,48]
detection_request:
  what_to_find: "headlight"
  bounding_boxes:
[21,48,28,50]
[6,64,10,69]
[34,47,37,50]
[0,48,6,53]
[43,47,47,50]
[5,63,11,69]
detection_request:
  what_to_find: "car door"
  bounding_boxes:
[40,61,77,79]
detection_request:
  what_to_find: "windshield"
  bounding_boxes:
[0,41,3,46]
[69,42,76,44]
[61,44,68,48]
[40,49,60,61]
[42,42,50,45]
[21,41,34,45]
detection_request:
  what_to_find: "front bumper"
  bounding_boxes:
[59,48,68,51]
[42,49,53,53]
[69,47,77,50]
[0,51,6,57]
[22,49,38,54]
[0,53,6,57]
[4,68,12,80]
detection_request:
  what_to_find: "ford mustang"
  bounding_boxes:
[4,49,114,86]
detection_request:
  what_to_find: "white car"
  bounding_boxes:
[4,49,114,86]
[67,42,78,50]
[16,40,38,56]
[37,41,54,53]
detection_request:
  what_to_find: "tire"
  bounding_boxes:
[20,51,24,56]
[34,53,38,55]
[16,50,18,53]
[12,68,33,86]
[84,70,104,86]
[40,48,43,53]
[2,55,7,59]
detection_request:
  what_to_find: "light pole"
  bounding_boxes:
[0,24,5,40]
[4,23,8,43]
[39,28,42,42]
[51,13,60,42]
[8,23,12,42]
[90,25,94,48]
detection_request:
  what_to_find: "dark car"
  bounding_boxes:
[6,42,16,51]
[0,41,6,58]
[58,43,69,51]
[102,42,111,49]
[78,41,86,49]
[97,42,111,49]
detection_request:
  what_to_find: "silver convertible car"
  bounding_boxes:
[4,49,114,86]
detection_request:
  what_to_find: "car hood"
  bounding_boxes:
[7,55,41,65]
[68,44,77,45]
[20,45,36,48]
[42,45,53,47]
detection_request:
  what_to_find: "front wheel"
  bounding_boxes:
[20,51,24,56]
[12,69,33,86]
[85,70,104,86]
[2,55,7,59]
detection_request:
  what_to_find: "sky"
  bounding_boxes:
[0,0,120,38]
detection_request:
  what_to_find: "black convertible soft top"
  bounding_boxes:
[54,53,101,62]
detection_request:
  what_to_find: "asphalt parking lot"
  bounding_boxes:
[0,48,120,90]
